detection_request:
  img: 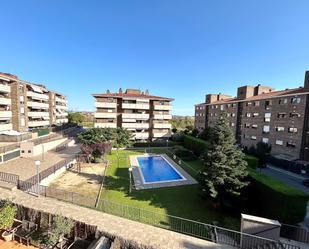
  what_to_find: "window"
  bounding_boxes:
[276,126,285,132]
[253,113,259,117]
[220,105,224,111]
[232,103,237,107]
[262,138,269,144]
[279,98,288,104]
[244,134,250,139]
[252,124,258,129]
[286,142,296,148]
[215,105,218,109]
[20,107,25,114]
[227,104,231,108]
[254,101,260,107]
[246,102,252,106]
[251,136,257,140]
[277,113,286,118]
[246,113,251,117]
[290,112,301,118]
[291,97,301,104]
[275,140,283,146]
[265,100,272,109]
[264,113,271,122]
[263,125,270,133]
[230,122,235,127]
[231,113,236,117]
[288,127,298,133]
[245,123,250,128]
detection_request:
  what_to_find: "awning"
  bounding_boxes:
[29,85,43,93]
[42,116,50,120]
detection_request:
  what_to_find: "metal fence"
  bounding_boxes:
[281,223,309,244]
[0,171,19,185]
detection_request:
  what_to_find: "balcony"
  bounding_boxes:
[154,105,172,111]
[153,114,172,120]
[0,97,11,106]
[56,118,68,124]
[55,104,68,110]
[94,112,117,119]
[122,123,149,129]
[0,84,11,93]
[28,111,50,118]
[27,91,49,101]
[153,122,171,129]
[0,123,12,131]
[55,112,68,117]
[122,113,149,120]
[95,122,117,128]
[95,102,117,108]
[28,120,50,127]
[122,103,149,110]
[55,97,68,104]
[133,132,149,139]
[152,131,172,138]
[27,101,49,109]
[0,111,12,119]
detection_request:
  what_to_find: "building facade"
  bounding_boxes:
[194,71,309,161]
[93,89,173,141]
[0,72,68,132]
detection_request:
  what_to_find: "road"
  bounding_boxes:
[260,165,309,194]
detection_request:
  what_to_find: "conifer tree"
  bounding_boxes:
[199,113,248,200]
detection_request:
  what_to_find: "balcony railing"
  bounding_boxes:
[122,103,149,110]
[95,102,117,108]
[122,123,150,129]
[95,112,117,119]
[0,123,12,131]
[27,101,49,109]
[55,119,68,124]
[28,120,50,127]
[0,111,12,119]
[153,114,172,120]
[28,111,50,118]
[0,84,11,93]
[134,132,149,139]
[27,91,49,101]
[95,122,117,128]
[153,122,171,129]
[55,97,68,104]
[122,113,149,120]
[0,97,11,106]
[154,105,172,111]
[152,131,171,138]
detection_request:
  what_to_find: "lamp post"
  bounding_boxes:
[35,160,41,197]
[128,167,133,194]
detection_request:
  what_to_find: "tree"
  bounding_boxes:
[191,128,199,137]
[78,128,114,145]
[199,114,248,202]
[68,112,85,125]
[171,128,177,134]
[47,215,73,246]
[0,200,17,230]
[113,127,133,148]
[198,127,214,141]
[255,141,271,167]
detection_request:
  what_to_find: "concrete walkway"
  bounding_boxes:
[0,188,234,249]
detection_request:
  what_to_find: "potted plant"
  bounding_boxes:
[0,200,17,241]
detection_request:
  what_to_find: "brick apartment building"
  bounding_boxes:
[195,71,309,161]
[0,72,68,132]
[93,89,173,141]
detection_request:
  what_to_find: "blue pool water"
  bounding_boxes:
[137,156,183,183]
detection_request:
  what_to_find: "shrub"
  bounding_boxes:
[183,134,210,156]
[247,169,309,224]
[47,215,74,246]
[133,141,181,147]
[0,200,17,230]
[171,146,196,161]
[245,155,258,169]
[170,132,184,142]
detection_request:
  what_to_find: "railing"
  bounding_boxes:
[0,171,19,185]
[281,223,309,244]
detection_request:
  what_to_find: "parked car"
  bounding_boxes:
[302,179,309,187]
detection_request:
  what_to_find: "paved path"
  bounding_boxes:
[0,188,234,249]
[0,144,80,180]
[0,240,37,249]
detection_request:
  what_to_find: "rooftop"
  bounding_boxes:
[93,88,174,101]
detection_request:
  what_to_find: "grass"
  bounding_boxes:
[100,149,239,229]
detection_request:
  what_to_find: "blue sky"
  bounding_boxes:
[1,1,309,115]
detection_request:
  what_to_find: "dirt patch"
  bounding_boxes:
[49,163,105,197]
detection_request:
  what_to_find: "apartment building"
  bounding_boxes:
[194,71,309,161]
[93,89,173,141]
[0,72,68,132]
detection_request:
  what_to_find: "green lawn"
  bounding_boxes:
[100,149,239,229]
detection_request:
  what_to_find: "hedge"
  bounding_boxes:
[183,135,210,156]
[247,168,309,224]
[245,155,258,169]
[133,141,182,148]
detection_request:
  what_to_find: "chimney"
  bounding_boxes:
[304,71,309,90]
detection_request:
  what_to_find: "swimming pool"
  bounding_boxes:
[137,155,185,183]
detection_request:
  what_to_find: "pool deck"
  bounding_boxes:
[130,154,197,190]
